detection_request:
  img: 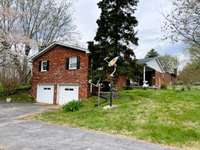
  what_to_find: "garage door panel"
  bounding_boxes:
[58,85,79,105]
[37,85,54,104]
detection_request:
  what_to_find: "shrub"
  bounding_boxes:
[142,86,148,90]
[63,101,82,112]
[186,85,191,91]
[16,84,31,91]
[160,84,167,90]
[8,93,35,103]
[1,76,18,96]
[181,87,185,91]
[124,86,133,90]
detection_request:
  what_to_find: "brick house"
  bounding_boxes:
[31,42,90,105]
[116,75,129,90]
[137,57,177,88]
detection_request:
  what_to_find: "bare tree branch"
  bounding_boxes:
[0,0,75,83]
[163,0,200,46]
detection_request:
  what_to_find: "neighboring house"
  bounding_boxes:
[137,57,177,88]
[31,42,90,105]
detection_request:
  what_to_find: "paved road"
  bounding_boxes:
[0,102,176,150]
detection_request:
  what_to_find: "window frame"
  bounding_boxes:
[68,56,78,70]
[41,60,48,72]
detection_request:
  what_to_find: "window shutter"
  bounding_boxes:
[39,61,42,72]
[65,58,69,70]
[47,60,49,71]
[77,56,80,69]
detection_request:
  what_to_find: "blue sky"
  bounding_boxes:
[73,0,188,60]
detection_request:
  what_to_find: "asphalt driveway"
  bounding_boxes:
[0,102,176,150]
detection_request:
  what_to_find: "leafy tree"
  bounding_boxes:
[145,49,159,58]
[89,0,139,82]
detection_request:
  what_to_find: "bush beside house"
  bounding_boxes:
[0,83,34,103]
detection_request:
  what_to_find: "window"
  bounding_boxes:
[65,56,80,70]
[41,60,48,72]
[65,88,74,91]
[69,57,78,70]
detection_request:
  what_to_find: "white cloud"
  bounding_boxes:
[176,51,190,71]
[73,0,100,46]
[134,0,185,58]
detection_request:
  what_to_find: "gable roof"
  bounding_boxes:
[159,58,177,74]
[138,57,177,75]
[31,42,90,61]
[138,57,165,73]
[137,57,176,74]
[138,57,156,64]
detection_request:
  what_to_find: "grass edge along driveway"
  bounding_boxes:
[34,89,200,150]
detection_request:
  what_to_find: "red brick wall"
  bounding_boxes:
[31,46,89,103]
[116,75,127,90]
[155,71,176,87]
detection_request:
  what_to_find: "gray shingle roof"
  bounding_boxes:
[137,58,155,64]
[159,57,177,74]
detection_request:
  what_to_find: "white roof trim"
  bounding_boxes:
[138,57,176,74]
[155,58,165,73]
[30,42,90,61]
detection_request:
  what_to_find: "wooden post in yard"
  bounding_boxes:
[97,83,101,107]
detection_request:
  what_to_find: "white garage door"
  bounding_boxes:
[37,85,54,104]
[58,85,79,105]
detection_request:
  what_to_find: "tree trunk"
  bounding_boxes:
[15,45,31,84]
[22,45,31,83]
[1,42,11,80]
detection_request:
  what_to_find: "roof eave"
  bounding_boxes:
[30,42,90,62]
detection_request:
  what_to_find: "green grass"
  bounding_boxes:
[34,89,200,149]
[0,84,34,103]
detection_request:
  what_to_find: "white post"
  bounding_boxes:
[143,65,146,84]
[143,65,148,87]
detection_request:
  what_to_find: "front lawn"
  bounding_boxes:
[34,89,200,149]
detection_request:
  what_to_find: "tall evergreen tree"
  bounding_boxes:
[89,0,139,82]
[145,49,159,58]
